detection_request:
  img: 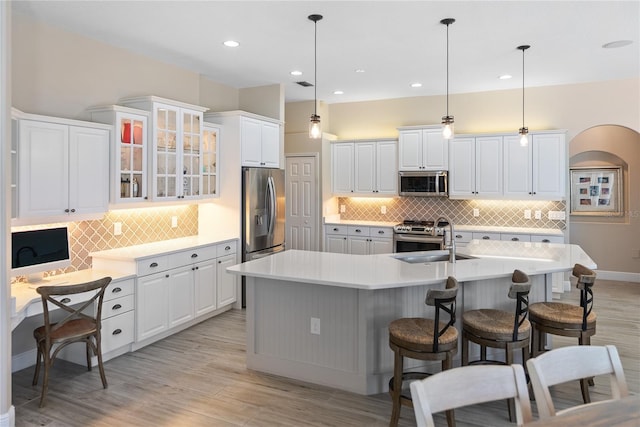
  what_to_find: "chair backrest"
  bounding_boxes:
[573,263,596,330]
[507,269,531,341]
[425,276,459,351]
[409,364,533,427]
[37,277,112,338]
[526,344,629,419]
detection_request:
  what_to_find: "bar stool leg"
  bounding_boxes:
[389,349,403,427]
[462,332,469,366]
[442,356,456,427]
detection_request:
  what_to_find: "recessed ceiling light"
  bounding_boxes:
[333,90,344,95]
[499,74,513,80]
[355,69,365,73]
[602,40,633,49]
[290,70,303,76]
[223,40,240,48]
[411,83,422,88]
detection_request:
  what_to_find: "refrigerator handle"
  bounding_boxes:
[267,176,276,236]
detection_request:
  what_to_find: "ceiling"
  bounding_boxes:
[12,1,640,105]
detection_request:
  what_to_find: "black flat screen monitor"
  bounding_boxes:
[11,226,71,281]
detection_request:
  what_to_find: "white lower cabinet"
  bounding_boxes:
[168,266,195,328]
[194,259,217,316]
[136,271,170,341]
[325,225,393,255]
[216,254,237,308]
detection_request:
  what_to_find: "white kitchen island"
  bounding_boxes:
[227,240,596,395]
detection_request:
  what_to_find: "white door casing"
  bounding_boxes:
[286,155,319,251]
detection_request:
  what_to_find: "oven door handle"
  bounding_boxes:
[394,234,444,244]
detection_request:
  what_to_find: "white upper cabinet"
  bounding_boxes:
[331,139,397,196]
[88,105,149,204]
[119,96,208,201]
[240,117,280,168]
[449,136,502,199]
[16,113,109,223]
[503,132,566,200]
[398,126,448,171]
[201,124,221,198]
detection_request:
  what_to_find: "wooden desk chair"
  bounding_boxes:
[388,276,459,427]
[32,276,112,407]
[409,364,533,427]
[528,263,596,402]
[526,345,629,420]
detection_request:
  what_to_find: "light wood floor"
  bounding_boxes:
[12,279,639,426]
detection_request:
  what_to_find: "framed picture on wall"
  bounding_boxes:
[570,166,623,216]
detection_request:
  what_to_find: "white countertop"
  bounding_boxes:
[11,268,135,330]
[323,218,563,236]
[226,241,595,290]
[89,236,229,261]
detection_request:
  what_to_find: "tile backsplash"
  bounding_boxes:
[338,197,566,229]
[12,205,198,278]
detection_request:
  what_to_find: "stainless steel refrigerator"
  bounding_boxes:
[242,167,286,305]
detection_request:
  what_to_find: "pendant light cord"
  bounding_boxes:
[446,22,449,116]
[314,19,318,116]
[522,47,525,128]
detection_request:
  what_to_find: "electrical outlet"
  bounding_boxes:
[171,216,178,228]
[534,210,542,220]
[310,317,321,335]
[113,222,122,236]
[548,210,567,220]
[473,208,480,217]
[381,206,387,214]
[524,209,531,219]
[340,204,346,213]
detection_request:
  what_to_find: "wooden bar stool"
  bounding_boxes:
[461,269,531,422]
[388,276,459,427]
[528,263,597,403]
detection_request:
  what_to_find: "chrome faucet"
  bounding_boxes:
[436,216,456,263]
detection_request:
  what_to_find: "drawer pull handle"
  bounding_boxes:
[511,237,519,241]
[191,253,198,258]
[60,298,71,304]
[542,239,550,243]
[378,230,384,234]
[355,229,361,233]
[333,228,338,231]
[112,304,122,310]
[455,234,462,238]
[112,329,122,335]
[112,287,122,293]
[150,262,159,268]
[482,236,490,240]
[225,245,231,251]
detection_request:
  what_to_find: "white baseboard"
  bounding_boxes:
[0,406,15,427]
[11,349,36,373]
[596,270,640,283]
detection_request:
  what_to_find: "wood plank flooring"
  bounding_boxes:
[12,279,639,426]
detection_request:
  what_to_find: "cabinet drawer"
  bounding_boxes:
[453,231,473,243]
[326,225,348,235]
[26,289,97,317]
[472,232,501,241]
[170,245,217,269]
[103,294,134,319]
[348,225,370,236]
[137,255,169,276]
[501,234,531,242]
[370,227,393,238]
[217,241,237,256]
[101,310,134,352]
[531,234,564,243]
[105,278,134,301]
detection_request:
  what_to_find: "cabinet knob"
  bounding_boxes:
[191,253,198,258]
[150,262,159,268]
[225,246,231,251]
[165,274,169,278]
[144,196,148,200]
[112,329,122,335]
[511,237,519,241]
[218,260,222,264]
[112,287,122,293]
[61,298,71,304]
[195,266,199,270]
[70,208,76,213]
[64,209,70,213]
[482,236,490,240]
[112,304,122,310]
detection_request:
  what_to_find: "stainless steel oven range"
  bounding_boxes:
[393,220,445,252]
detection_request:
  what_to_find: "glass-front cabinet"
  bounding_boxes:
[88,105,149,204]
[120,96,208,201]
[202,124,220,197]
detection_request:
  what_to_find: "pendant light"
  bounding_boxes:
[308,14,323,139]
[440,18,455,139]
[517,45,530,146]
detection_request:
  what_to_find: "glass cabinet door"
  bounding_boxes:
[181,111,202,198]
[118,112,147,202]
[154,104,178,199]
[202,125,219,197]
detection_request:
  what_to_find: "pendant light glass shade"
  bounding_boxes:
[308,14,323,139]
[517,45,530,147]
[441,18,455,139]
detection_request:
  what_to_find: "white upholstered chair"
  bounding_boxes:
[526,344,629,420]
[409,364,532,427]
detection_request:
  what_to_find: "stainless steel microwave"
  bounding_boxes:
[398,171,448,197]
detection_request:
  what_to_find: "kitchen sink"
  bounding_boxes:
[391,251,477,264]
